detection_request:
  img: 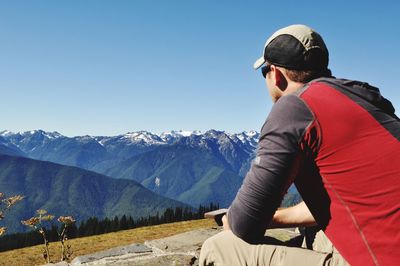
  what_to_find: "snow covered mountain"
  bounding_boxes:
[0,129,265,207]
[0,129,259,165]
[0,129,302,208]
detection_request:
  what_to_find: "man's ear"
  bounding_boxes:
[272,66,288,91]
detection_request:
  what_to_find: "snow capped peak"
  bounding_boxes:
[204,130,227,138]
[159,130,202,144]
[160,130,201,138]
[17,130,62,139]
[176,130,200,137]
[159,130,259,148]
[244,130,258,138]
[0,130,14,137]
[124,131,156,139]
[229,131,259,148]
[76,135,95,141]
[20,129,45,135]
[232,131,259,139]
[122,131,164,145]
[44,131,62,139]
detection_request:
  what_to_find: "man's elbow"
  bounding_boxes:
[228,210,268,243]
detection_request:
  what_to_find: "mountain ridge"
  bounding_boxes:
[0,129,259,150]
[0,154,189,233]
[0,129,259,179]
[0,129,301,208]
[0,129,260,207]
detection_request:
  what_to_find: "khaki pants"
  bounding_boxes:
[199,230,348,266]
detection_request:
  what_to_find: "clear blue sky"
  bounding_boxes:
[0,1,399,136]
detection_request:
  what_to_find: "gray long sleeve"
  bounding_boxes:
[227,94,315,241]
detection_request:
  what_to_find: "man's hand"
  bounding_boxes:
[204,209,228,226]
[222,214,231,230]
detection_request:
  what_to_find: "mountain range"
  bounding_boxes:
[0,130,260,207]
[0,129,301,233]
[0,129,259,172]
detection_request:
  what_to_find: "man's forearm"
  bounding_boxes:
[268,201,317,228]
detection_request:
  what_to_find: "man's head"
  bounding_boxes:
[254,25,331,101]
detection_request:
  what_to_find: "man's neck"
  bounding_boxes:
[283,81,305,96]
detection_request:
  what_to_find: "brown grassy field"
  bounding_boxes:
[0,219,215,266]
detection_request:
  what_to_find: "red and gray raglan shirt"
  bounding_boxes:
[228,77,400,265]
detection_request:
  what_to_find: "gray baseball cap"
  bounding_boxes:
[253,24,329,71]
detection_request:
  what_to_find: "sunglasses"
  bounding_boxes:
[261,65,271,78]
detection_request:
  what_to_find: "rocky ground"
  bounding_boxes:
[45,227,302,266]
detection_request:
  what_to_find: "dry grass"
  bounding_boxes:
[0,219,215,266]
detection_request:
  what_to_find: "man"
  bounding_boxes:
[199,25,399,265]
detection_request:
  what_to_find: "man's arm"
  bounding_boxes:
[227,95,316,241]
[268,201,317,229]
[223,201,316,230]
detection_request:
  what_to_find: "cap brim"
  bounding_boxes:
[253,56,265,70]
